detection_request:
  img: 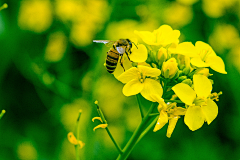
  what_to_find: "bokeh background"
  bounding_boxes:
[0,0,240,159]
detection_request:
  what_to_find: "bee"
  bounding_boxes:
[93,39,135,73]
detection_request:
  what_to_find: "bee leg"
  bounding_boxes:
[119,55,125,71]
[125,52,133,62]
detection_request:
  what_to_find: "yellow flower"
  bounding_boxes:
[190,41,227,74]
[117,65,162,102]
[151,95,186,138]
[134,25,180,47]
[172,74,218,131]
[162,58,178,79]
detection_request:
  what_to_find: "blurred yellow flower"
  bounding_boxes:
[118,65,162,102]
[45,32,67,62]
[191,41,227,74]
[172,75,218,131]
[163,2,193,28]
[134,25,180,47]
[66,0,110,47]
[17,141,38,160]
[202,0,238,18]
[176,0,199,5]
[18,0,52,33]
[209,24,240,53]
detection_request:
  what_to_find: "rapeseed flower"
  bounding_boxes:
[172,74,218,131]
[151,95,186,138]
[118,65,162,102]
[134,24,180,47]
[190,41,227,74]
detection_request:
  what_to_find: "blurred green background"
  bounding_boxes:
[0,0,240,159]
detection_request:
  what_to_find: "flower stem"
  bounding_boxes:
[75,110,82,160]
[164,99,184,103]
[136,94,145,118]
[105,126,123,154]
[95,101,123,154]
[116,103,157,160]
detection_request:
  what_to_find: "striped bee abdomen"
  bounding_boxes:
[106,48,119,73]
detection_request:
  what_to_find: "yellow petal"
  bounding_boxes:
[207,56,227,74]
[140,78,163,102]
[201,99,218,125]
[167,116,179,138]
[173,107,186,115]
[114,54,133,78]
[130,44,148,62]
[191,57,209,67]
[134,30,155,45]
[193,74,212,98]
[184,105,205,131]
[123,79,144,96]
[195,41,216,56]
[78,141,85,149]
[172,83,196,105]
[67,132,85,148]
[155,25,180,46]
[138,65,161,77]
[92,117,103,123]
[150,94,164,103]
[93,124,108,131]
[153,110,168,132]
[68,132,78,145]
[117,67,139,83]
[174,42,198,57]
[163,30,180,47]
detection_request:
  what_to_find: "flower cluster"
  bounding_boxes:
[116,24,227,137]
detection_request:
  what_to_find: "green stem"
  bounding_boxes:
[105,127,123,154]
[75,110,82,160]
[95,102,123,154]
[164,100,184,103]
[136,116,159,144]
[136,94,144,119]
[116,103,157,160]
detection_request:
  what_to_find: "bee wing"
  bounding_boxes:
[93,40,116,47]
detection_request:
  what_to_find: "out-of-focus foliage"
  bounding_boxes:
[0,0,240,159]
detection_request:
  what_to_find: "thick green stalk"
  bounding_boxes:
[136,94,145,118]
[116,103,157,160]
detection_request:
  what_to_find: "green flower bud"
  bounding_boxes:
[181,79,192,86]
[162,58,178,79]
[182,67,190,75]
[177,76,187,82]
[157,47,167,66]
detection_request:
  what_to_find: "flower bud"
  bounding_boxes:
[182,67,190,75]
[197,68,210,77]
[157,47,168,66]
[182,79,192,86]
[162,58,178,79]
[177,75,187,82]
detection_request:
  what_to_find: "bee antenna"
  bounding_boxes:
[132,42,138,49]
